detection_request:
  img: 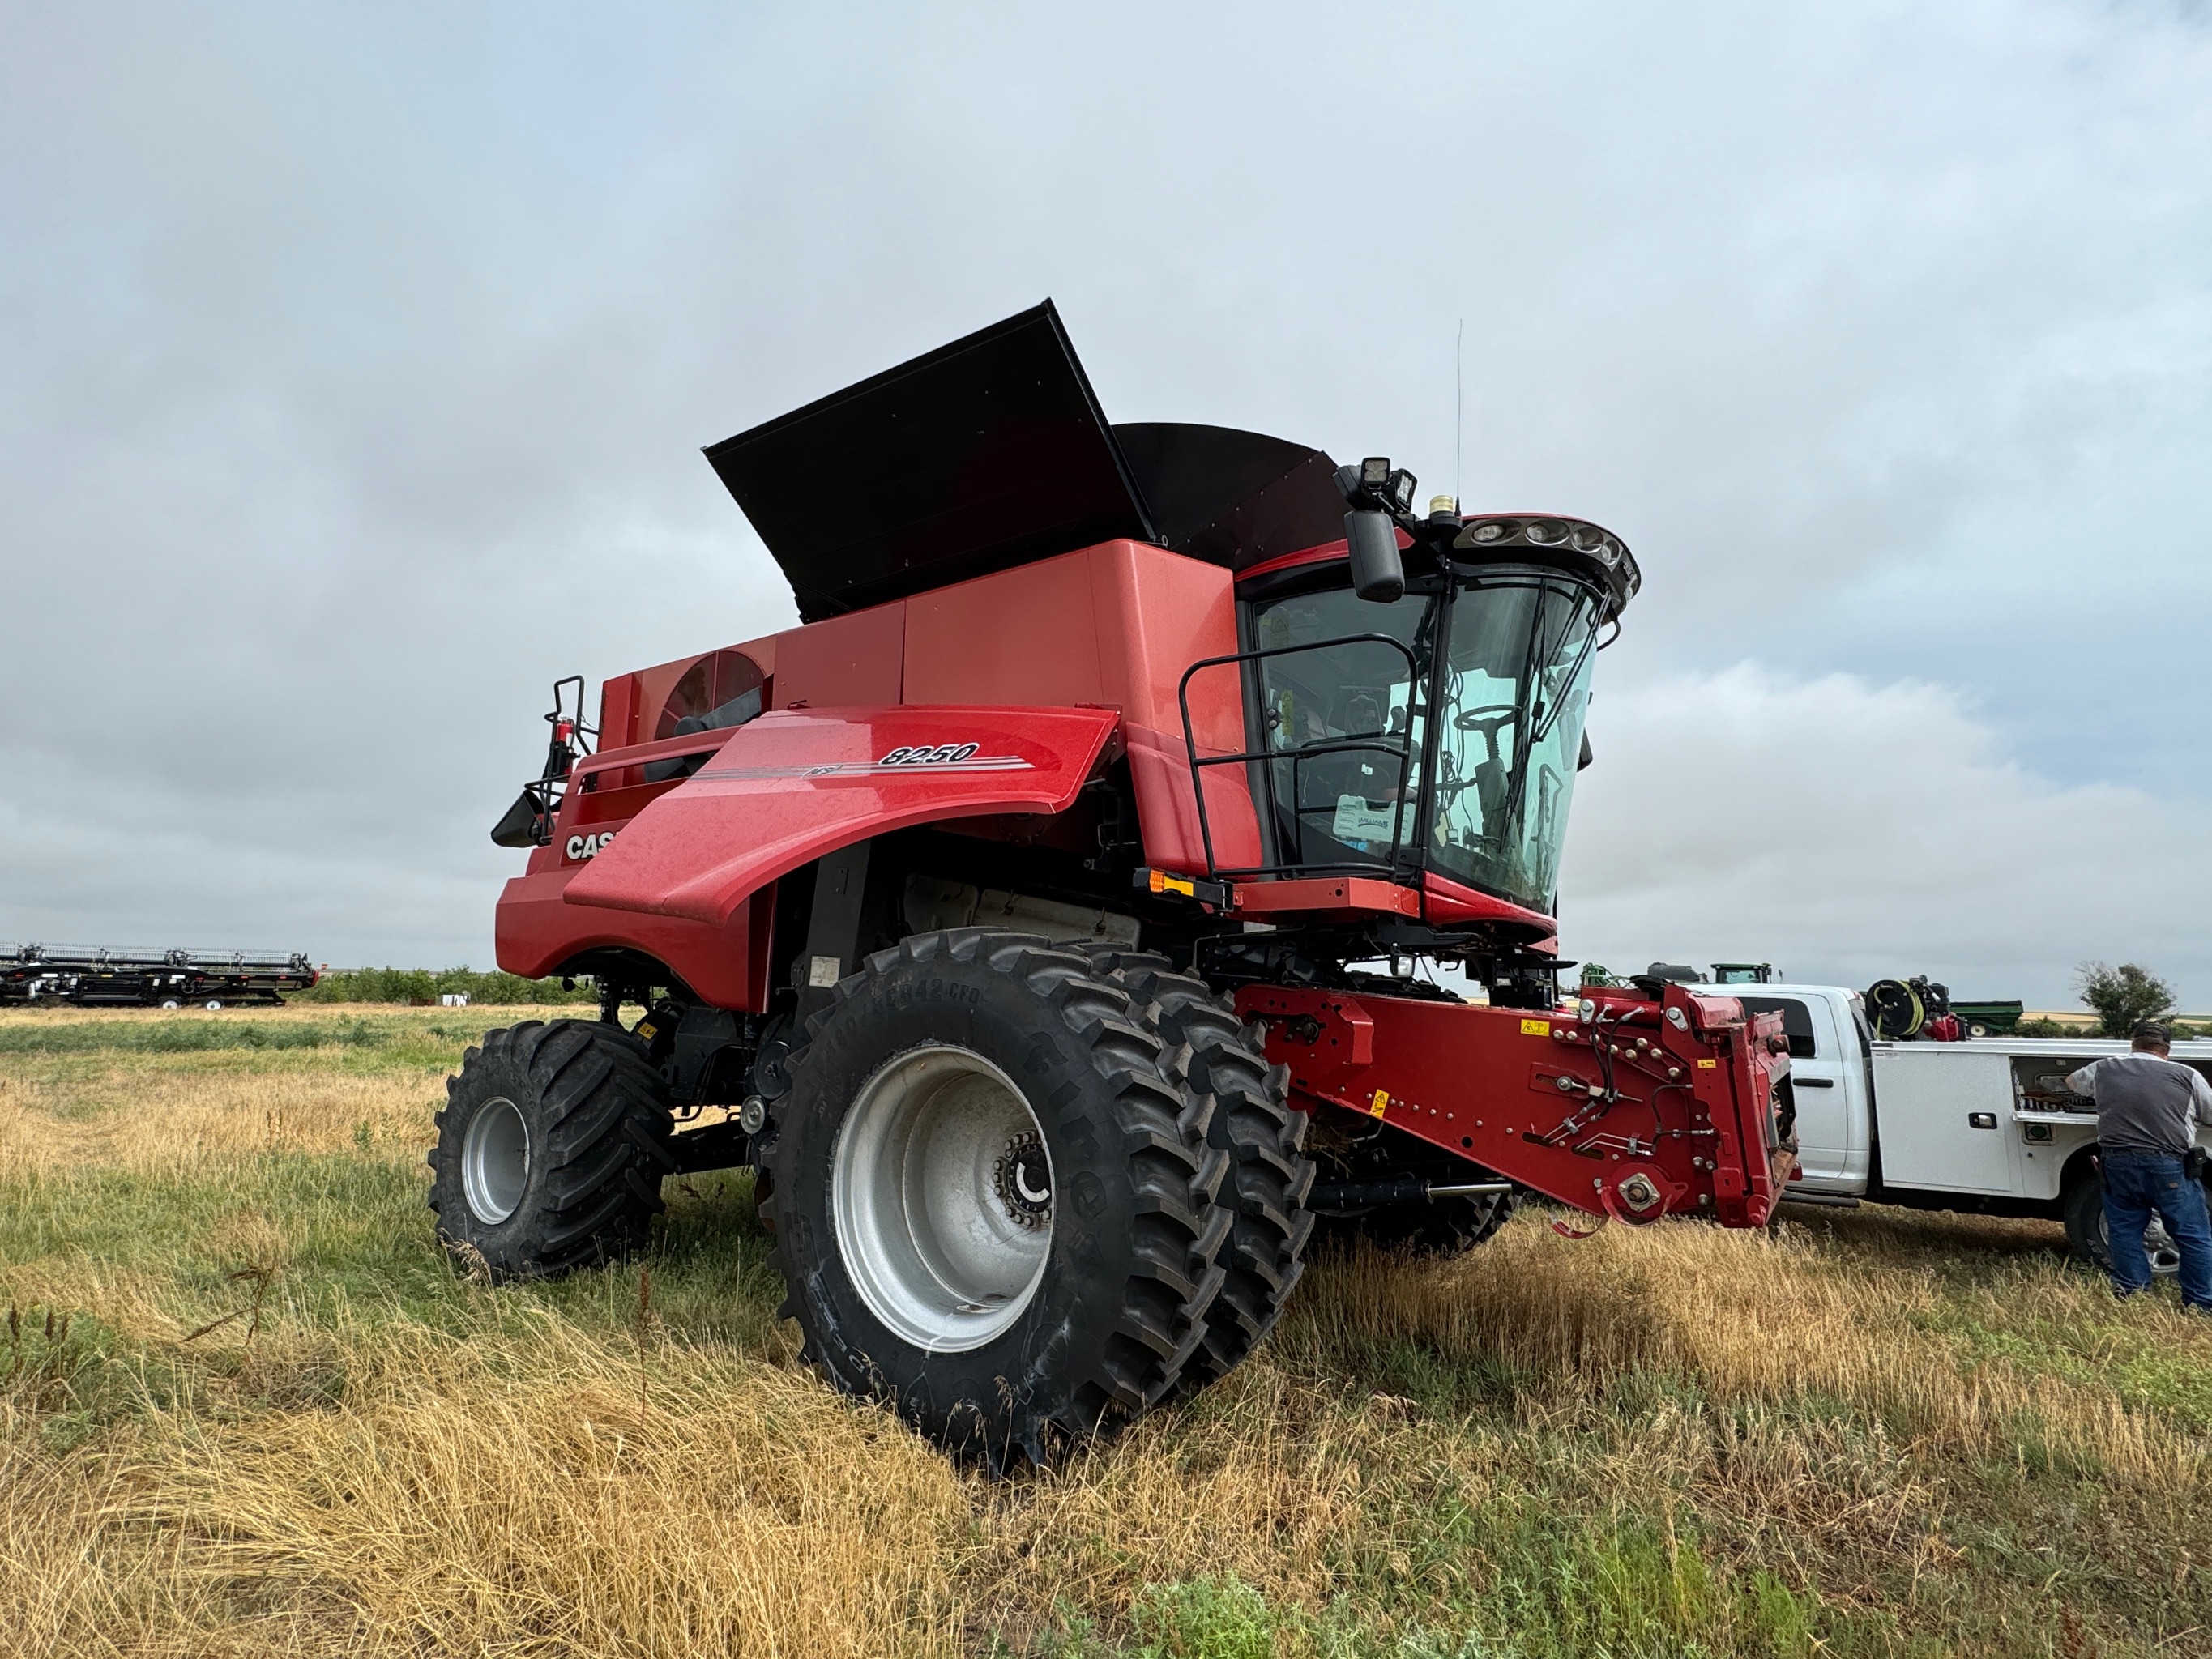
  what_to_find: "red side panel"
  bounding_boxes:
[597,675,642,757]
[598,633,780,750]
[1419,872,1558,937]
[902,539,1258,875]
[904,554,1108,706]
[773,604,904,708]
[1087,543,1260,875]
[562,704,1120,925]
[1230,876,1420,917]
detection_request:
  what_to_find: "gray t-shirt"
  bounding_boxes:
[2068,1053,2212,1155]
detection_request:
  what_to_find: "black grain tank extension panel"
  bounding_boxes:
[704,301,1157,621]
[1112,423,1346,574]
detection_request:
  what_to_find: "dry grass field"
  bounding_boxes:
[4,1004,2210,1657]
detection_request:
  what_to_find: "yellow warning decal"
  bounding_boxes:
[1696,1058,1718,1070]
[1521,1017,1551,1037]
[1369,1089,1390,1117]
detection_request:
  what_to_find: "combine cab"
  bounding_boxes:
[437,302,1793,1465]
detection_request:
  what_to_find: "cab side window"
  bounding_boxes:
[1740,996,1819,1060]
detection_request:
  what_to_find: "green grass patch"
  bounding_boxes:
[5,1009,2210,1657]
[0,1018,395,1056]
[293,966,599,1005]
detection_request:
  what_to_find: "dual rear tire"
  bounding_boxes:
[764,930,1294,1466]
[1078,950,1313,1391]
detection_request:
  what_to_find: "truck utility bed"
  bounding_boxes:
[1865,1036,2211,1205]
[1735,982,2210,1268]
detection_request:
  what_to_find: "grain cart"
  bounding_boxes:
[437,303,1794,1465]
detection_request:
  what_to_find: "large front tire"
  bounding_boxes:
[766,930,1231,1468]
[429,1020,677,1280]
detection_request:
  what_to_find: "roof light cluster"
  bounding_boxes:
[1452,515,1642,602]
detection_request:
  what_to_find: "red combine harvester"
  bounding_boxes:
[438,302,1794,1465]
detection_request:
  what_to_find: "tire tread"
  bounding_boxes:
[767,928,1232,1468]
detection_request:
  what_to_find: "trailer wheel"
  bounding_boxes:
[203,1000,224,1012]
[765,929,1230,1468]
[2064,1165,2191,1279]
[159,999,181,1010]
[1083,951,1313,1390]
[428,1019,675,1280]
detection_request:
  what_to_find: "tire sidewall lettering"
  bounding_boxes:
[1069,1169,1108,1221]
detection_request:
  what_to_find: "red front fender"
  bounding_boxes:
[562,704,1121,925]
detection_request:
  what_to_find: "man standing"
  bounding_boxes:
[2068,1021,2212,1308]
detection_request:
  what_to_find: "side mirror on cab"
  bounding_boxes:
[1336,457,1411,603]
[1343,509,1405,603]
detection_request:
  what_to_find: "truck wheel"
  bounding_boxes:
[429,1020,676,1280]
[2064,1166,2191,1278]
[765,930,1230,1468]
[1084,950,1314,1390]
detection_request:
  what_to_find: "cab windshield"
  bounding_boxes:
[1245,567,1600,915]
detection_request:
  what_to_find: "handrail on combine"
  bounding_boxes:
[1176,633,1424,885]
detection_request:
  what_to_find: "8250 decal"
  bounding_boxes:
[876,743,980,766]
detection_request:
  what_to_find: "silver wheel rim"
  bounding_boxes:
[2147,1215,2181,1277]
[2099,1209,2182,1277]
[831,1043,1053,1353]
[462,1096,531,1225]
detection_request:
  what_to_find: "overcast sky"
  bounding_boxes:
[3,2,2207,1009]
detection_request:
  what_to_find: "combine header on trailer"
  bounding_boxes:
[1,944,318,1009]
[437,301,1796,1465]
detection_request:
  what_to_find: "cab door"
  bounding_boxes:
[1742,994,1851,1188]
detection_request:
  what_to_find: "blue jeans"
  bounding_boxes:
[2102,1149,2212,1307]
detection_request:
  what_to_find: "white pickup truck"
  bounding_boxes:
[1733,984,2212,1272]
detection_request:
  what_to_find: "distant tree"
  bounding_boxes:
[2076,962,2176,1038]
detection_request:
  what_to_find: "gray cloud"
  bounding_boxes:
[2,2,2206,1004]
[1564,665,2212,1007]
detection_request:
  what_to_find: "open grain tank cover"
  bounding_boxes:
[1110,423,1347,574]
[704,300,1158,621]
